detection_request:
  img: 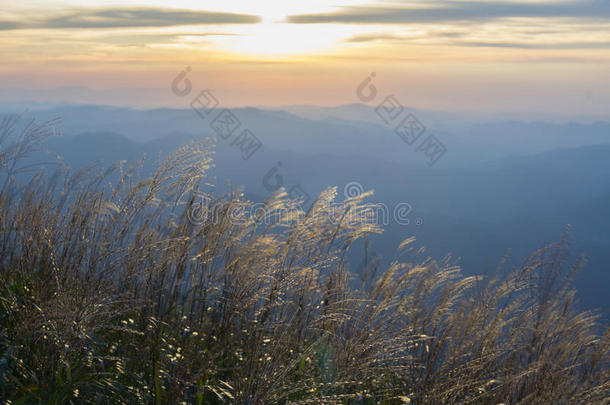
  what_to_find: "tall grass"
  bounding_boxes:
[0,117,608,404]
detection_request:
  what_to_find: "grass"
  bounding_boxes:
[0,116,608,404]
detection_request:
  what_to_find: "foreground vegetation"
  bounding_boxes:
[0,117,608,404]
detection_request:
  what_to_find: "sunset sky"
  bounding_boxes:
[1,0,609,114]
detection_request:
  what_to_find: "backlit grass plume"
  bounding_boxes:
[0,117,607,404]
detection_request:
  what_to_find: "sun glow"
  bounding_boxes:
[169,0,372,57]
[1,0,609,113]
[211,23,364,58]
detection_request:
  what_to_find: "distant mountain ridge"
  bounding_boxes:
[6,104,610,169]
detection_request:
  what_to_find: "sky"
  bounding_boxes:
[0,0,609,115]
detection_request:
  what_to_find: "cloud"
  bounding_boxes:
[0,21,21,30]
[287,1,610,24]
[345,32,610,49]
[96,32,240,47]
[346,31,466,43]
[0,7,261,30]
[457,41,610,49]
[346,33,405,42]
